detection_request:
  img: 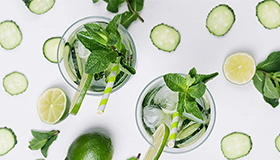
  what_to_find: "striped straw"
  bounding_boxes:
[168,111,179,148]
[97,64,119,115]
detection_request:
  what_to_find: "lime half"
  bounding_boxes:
[37,87,69,124]
[144,123,170,160]
[223,52,256,85]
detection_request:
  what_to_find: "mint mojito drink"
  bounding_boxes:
[58,16,136,95]
[136,69,218,153]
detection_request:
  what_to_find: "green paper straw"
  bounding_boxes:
[97,64,119,115]
[168,111,179,148]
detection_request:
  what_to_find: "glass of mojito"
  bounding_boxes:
[57,16,136,96]
[135,72,217,153]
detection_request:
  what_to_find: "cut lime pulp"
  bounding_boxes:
[37,87,69,124]
[144,123,170,160]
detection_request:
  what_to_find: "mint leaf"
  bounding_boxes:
[121,11,138,29]
[252,70,265,94]
[127,0,144,12]
[29,138,48,150]
[92,0,99,3]
[77,31,108,52]
[273,71,280,78]
[185,74,195,88]
[107,31,122,51]
[85,49,118,74]
[106,14,122,34]
[188,82,206,99]
[185,100,203,120]
[178,92,187,114]
[264,96,279,108]
[41,134,58,158]
[188,67,197,77]
[198,72,219,83]
[257,51,280,72]
[163,73,187,92]
[105,0,125,13]
[84,23,108,45]
[31,130,56,140]
[263,76,280,99]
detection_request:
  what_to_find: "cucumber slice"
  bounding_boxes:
[256,0,280,29]
[175,123,204,145]
[3,71,28,95]
[0,21,22,50]
[43,37,64,63]
[63,43,78,83]
[150,24,181,52]
[221,132,252,160]
[0,127,17,156]
[22,0,55,15]
[206,4,235,36]
[275,134,280,152]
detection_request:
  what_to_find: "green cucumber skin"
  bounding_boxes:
[22,0,32,6]
[0,127,17,156]
[256,0,280,29]
[221,132,252,160]
[150,23,181,52]
[0,20,22,50]
[206,4,236,37]
[175,124,204,145]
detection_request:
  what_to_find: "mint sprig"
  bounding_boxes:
[253,51,280,107]
[77,14,136,76]
[28,130,60,158]
[163,68,218,121]
[93,0,144,28]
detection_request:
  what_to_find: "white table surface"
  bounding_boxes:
[1,0,280,159]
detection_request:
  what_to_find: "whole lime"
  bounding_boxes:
[65,131,114,160]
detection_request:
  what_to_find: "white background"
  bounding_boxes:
[1,0,280,159]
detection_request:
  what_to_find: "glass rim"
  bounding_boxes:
[135,73,216,154]
[57,16,137,96]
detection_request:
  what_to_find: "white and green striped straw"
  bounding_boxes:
[97,64,119,115]
[168,111,179,148]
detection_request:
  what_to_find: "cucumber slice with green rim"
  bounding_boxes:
[43,37,64,63]
[275,134,280,152]
[221,132,252,160]
[3,71,28,95]
[206,4,235,36]
[0,127,17,156]
[256,0,280,29]
[0,21,22,50]
[63,43,78,83]
[150,24,181,52]
[175,123,204,145]
[22,0,55,15]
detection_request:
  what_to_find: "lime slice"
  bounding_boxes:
[223,52,256,85]
[144,123,170,160]
[37,87,69,124]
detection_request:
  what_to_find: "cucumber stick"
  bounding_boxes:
[275,134,280,152]
[256,0,280,29]
[0,127,17,156]
[221,132,252,160]
[70,73,93,115]
[3,72,28,95]
[206,4,235,36]
[22,0,55,15]
[0,21,22,50]
[150,24,180,52]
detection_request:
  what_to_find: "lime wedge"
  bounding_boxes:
[144,123,170,160]
[223,52,256,85]
[37,87,69,124]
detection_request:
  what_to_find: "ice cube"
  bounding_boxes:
[74,40,90,59]
[143,105,163,128]
[153,86,178,111]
